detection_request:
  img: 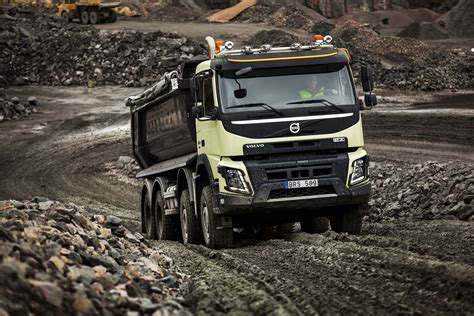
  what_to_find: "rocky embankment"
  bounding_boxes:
[369,161,473,222]
[0,198,189,315]
[0,12,206,87]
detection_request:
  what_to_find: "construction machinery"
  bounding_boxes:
[56,0,119,24]
[126,35,377,249]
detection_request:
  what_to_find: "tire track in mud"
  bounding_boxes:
[156,240,317,315]
[155,221,474,315]
[0,111,142,230]
[227,234,473,315]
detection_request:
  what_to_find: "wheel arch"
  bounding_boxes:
[195,154,214,213]
[177,167,194,203]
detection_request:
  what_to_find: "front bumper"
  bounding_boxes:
[216,178,371,215]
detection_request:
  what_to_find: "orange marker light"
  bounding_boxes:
[313,34,324,41]
[215,40,225,54]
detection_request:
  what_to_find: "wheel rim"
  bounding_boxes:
[201,202,210,244]
[181,206,188,242]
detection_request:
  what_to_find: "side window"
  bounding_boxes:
[202,75,215,116]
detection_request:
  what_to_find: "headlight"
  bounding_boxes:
[219,167,250,194]
[350,156,368,185]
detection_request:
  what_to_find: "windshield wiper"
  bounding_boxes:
[286,99,344,113]
[227,102,283,116]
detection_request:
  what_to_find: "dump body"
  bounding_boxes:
[128,61,202,169]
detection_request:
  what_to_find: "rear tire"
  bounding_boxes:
[89,9,99,24]
[143,190,156,239]
[200,186,233,249]
[61,11,70,23]
[180,189,202,244]
[80,10,89,24]
[154,191,179,240]
[329,204,365,234]
[256,225,277,240]
[301,216,329,234]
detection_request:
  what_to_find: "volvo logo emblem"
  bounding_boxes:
[289,122,300,134]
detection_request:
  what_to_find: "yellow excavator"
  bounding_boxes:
[56,0,119,24]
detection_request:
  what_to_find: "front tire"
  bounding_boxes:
[301,216,329,234]
[329,204,366,234]
[61,11,70,23]
[200,186,233,249]
[180,189,202,244]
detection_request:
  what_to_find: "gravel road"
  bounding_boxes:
[0,86,472,314]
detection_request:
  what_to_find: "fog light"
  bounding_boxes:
[351,156,368,185]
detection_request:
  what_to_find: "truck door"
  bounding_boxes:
[195,72,218,156]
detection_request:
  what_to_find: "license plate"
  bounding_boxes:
[284,179,319,189]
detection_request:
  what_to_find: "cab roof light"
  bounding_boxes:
[215,40,225,54]
[313,34,324,42]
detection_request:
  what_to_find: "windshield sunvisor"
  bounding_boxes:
[212,50,350,71]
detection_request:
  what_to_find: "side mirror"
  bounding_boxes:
[234,88,247,99]
[362,93,377,109]
[192,75,203,103]
[361,65,374,92]
[192,106,202,118]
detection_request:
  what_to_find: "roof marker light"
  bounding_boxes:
[224,41,234,50]
[324,35,333,44]
[215,40,225,54]
[313,34,324,42]
[241,46,252,54]
[290,43,301,50]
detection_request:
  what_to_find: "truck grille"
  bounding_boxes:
[268,185,335,200]
[266,165,333,181]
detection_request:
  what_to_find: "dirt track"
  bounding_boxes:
[0,86,473,314]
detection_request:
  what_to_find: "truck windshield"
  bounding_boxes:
[218,63,356,113]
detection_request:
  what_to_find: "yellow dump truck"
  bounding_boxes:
[126,35,377,249]
[56,0,119,24]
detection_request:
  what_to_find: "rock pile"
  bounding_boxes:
[331,20,474,90]
[0,198,189,315]
[243,18,472,91]
[0,13,206,87]
[115,156,140,177]
[234,2,327,31]
[0,95,39,122]
[244,30,301,47]
[368,161,474,222]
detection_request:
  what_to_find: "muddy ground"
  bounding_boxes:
[0,86,473,314]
